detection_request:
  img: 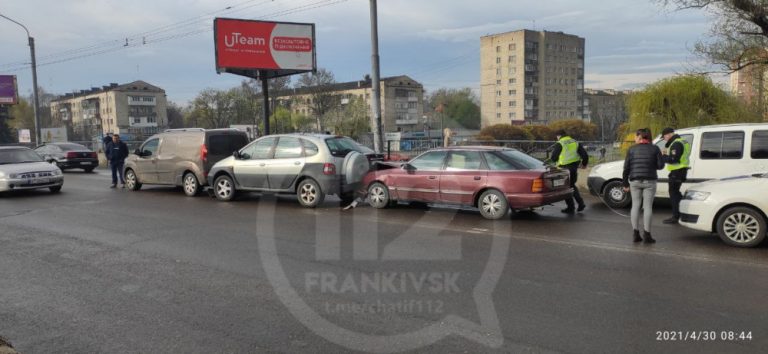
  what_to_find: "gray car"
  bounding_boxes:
[207,134,371,207]
[123,128,249,196]
[0,146,64,193]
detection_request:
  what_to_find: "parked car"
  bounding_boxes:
[34,142,99,172]
[679,173,768,247]
[360,146,572,219]
[208,134,371,207]
[0,146,64,193]
[588,123,768,208]
[123,128,249,196]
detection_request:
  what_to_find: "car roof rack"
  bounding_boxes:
[164,128,206,133]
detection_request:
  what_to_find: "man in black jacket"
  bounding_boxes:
[550,130,589,214]
[661,127,691,224]
[106,134,129,188]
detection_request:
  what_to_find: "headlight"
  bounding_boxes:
[8,173,18,179]
[684,190,710,201]
[52,169,62,176]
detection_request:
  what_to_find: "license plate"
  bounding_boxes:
[81,162,92,165]
[553,179,565,187]
[29,178,49,185]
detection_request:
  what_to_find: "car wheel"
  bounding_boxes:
[716,206,766,248]
[84,167,95,173]
[297,178,324,208]
[367,182,391,209]
[182,172,201,197]
[49,186,62,193]
[124,169,142,191]
[214,175,236,201]
[602,180,630,208]
[478,189,509,220]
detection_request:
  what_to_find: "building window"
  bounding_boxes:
[508,101,516,107]
[496,68,501,76]
[508,112,516,118]
[496,90,502,96]
[496,46,500,52]
[496,80,501,85]
[496,102,501,108]
[496,113,501,118]
[508,55,516,63]
[509,90,516,96]
[508,43,516,51]
[509,78,516,84]
[496,57,501,64]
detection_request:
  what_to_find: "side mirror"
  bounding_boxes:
[233,150,241,159]
[134,149,142,156]
[403,163,416,172]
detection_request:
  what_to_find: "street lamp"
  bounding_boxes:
[0,13,41,145]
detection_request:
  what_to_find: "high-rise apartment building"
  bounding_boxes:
[480,30,585,127]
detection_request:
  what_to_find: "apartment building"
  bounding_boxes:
[730,64,768,113]
[272,75,424,133]
[50,80,168,141]
[584,89,630,141]
[480,30,585,127]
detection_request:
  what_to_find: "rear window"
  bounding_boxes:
[325,137,365,157]
[57,143,87,151]
[208,134,249,156]
[497,149,545,170]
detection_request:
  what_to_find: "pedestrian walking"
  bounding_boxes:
[102,132,113,163]
[660,127,691,224]
[622,128,665,243]
[599,146,607,160]
[551,129,589,214]
[106,134,129,188]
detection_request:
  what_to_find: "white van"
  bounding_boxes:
[588,123,768,208]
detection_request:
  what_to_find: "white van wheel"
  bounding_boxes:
[602,180,629,208]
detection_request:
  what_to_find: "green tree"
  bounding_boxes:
[548,119,599,141]
[523,125,556,140]
[626,75,761,133]
[0,106,14,143]
[295,68,339,131]
[323,96,371,139]
[477,124,533,140]
[428,88,481,129]
[268,106,313,134]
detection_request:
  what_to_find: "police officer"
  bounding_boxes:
[551,129,589,214]
[661,127,691,224]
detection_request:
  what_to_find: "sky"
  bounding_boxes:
[0,0,721,105]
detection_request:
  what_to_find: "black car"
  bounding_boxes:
[35,142,99,172]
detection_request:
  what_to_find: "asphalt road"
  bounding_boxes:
[1,170,766,353]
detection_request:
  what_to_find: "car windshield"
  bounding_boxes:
[0,149,45,164]
[325,137,366,157]
[498,149,545,170]
[57,143,88,151]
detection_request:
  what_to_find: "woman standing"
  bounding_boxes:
[622,128,665,243]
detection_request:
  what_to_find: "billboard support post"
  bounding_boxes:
[261,71,270,136]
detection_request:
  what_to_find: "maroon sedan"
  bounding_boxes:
[360,147,573,219]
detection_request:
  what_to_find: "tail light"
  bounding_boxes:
[90,152,98,158]
[65,152,78,159]
[531,178,544,193]
[200,144,208,163]
[323,163,336,175]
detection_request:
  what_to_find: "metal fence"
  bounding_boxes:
[376,138,624,163]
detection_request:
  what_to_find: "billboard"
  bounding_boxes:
[18,129,31,143]
[42,127,69,143]
[0,75,18,105]
[214,18,316,78]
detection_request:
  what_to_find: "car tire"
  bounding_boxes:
[478,189,509,220]
[213,175,236,201]
[367,182,391,209]
[716,206,766,248]
[84,167,95,173]
[182,172,201,197]
[124,169,142,191]
[602,180,630,208]
[297,178,324,208]
[49,186,62,193]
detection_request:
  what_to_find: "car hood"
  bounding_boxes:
[0,162,59,173]
[691,174,768,191]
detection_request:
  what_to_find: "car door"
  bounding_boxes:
[268,137,305,191]
[392,150,446,202]
[439,151,487,205]
[154,135,179,184]
[689,130,745,182]
[135,138,160,183]
[234,136,275,190]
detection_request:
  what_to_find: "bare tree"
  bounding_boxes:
[295,68,340,131]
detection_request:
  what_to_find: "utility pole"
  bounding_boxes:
[1,13,41,144]
[368,0,383,153]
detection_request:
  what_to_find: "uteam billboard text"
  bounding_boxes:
[214,18,316,78]
[0,75,19,105]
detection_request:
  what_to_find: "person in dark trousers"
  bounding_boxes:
[106,134,129,188]
[622,128,665,243]
[550,129,589,214]
[660,127,691,224]
[102,132,113,164]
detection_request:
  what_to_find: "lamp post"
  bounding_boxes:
[0,13,41,145]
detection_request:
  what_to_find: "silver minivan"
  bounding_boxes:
[207,134,372,207]
[124,128,249,196]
